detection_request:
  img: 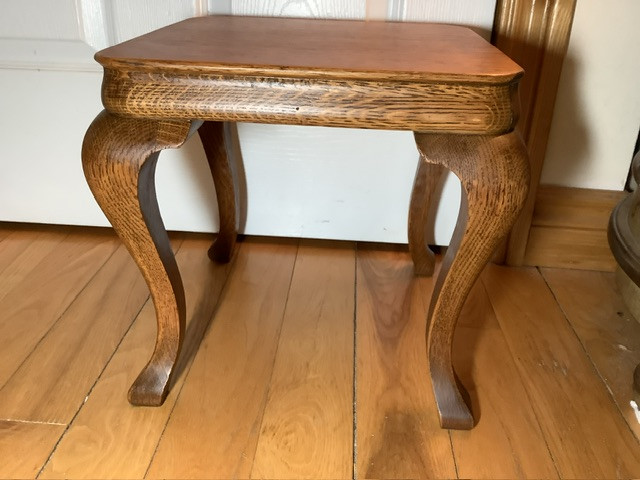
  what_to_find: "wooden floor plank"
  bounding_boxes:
[40,235,234,479]
[0,230,119,388]
[541,267,640,440]
[0,224,13,243]
[251,240,355,479]
[448,280,559,479]
[355,246,456,480]
[482,264,640,479]
[0,242,157,424]
[0,420,66,479]
[145,238,298,479]
[0,228,69,295]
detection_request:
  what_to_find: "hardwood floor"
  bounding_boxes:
[0,223,638,479]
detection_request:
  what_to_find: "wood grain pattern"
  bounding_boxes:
[493,0,578,265]
[251,240,354,479]
[0,420,65,479]
[525,225,616,271]
[85,15,528,431]
[101,69,518,135]
[1,224,639,478]
[0,243,149,424]
[0,228,68,302]
[523,186,623,270]
[355,246,456,479]
[542,268,640,440]
[533,185,626,230]
[82,110,201,407]
[40,235,234,479]
[483,264,640,478]
[96,16,521,134]
[145,238,297,479]
[407,160,443,276]
[414,131,530,429]
[448,280,558,479]
[198,121,238,262]
[0,231,118,389]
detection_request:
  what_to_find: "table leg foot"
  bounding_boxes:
[414,131,529,429]
[408,160,444,276]
[199,121,238,263]
[82,110,201,406]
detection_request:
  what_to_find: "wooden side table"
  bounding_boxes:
[83,15,529,430]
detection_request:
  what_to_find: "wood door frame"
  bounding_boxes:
[492,0,578,265]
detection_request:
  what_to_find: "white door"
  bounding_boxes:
[0,0,496,245]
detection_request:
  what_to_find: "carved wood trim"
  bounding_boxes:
[492,0,578,265]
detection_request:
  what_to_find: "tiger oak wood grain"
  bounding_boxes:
[146,238,298,479]
[414,131,530,429]
[41,236,234,479]
[85,16,529,428]
[82,111,202,407]
[355,246,456,479]
[251,240,354,479]
[483,264,640,478]
[95,17,521,135]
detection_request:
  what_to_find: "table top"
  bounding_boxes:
[96,16,522,84]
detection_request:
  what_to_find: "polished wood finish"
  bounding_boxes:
[450,280,558,478]
[145,238,297,479]
[0,230,118,389]
[355,247,456,478]
[414,131,530,428]
[96,17,521,135]
[493,0,578,265]
[542,267,640,440]
[251,240,354,478]
[1,225,639,479]
[408,161,443,276]
[522,185,624,271]
[84,15,529,428]
[82,111,201,406]
[0,421,65,479]
[97,16,522,83]
[40,236,233,479]
[198,121,237,262]
[483,264,640,477]
[0,244,149,423]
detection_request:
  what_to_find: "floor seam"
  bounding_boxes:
[0,235,118,393]
[538,266,640,446]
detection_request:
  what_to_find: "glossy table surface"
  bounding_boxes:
[96,15,522,83]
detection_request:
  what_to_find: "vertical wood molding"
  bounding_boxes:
[492,0,578,265]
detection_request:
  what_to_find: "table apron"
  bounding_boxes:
[101,69,519,135]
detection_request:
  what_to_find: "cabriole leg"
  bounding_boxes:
[198,121,238,263]
[82,110,202,406]
[408,160,445,276]
[414,130,529,429]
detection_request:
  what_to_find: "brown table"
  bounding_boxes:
[83,15,529,430]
